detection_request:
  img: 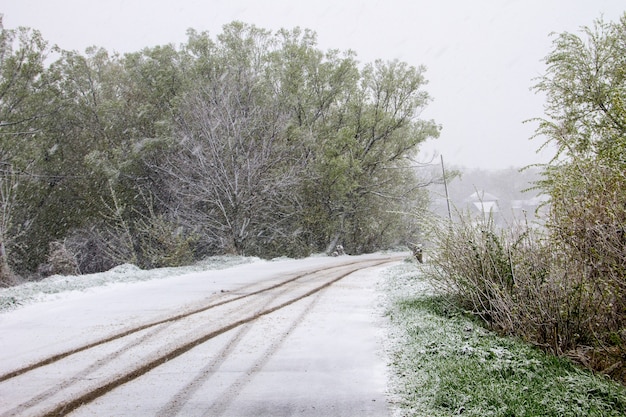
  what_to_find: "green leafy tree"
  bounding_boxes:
[266,29,440,253]
[9,47,125,271]
[533,15,626,163]
[121,43,183,139]
[0,17,51,161]
[531,13,626,367]
[52,45,187,271]
[268,27,361,252]
[306,59,440,253]
[0,16,55,279]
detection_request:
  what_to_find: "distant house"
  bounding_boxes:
[464,190,499,214]
[511,194,550,216]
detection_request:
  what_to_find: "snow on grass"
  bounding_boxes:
[382,261,626,417]
[0,255,261,313]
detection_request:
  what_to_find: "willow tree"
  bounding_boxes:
[304,59,440,253]
[268,27,362,252]
[265,27,440,253]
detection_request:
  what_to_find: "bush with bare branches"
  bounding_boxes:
[425,204,626,381]
[37,241,79,277]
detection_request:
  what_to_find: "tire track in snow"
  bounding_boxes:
[0,256,401,417]
[44,259,394,417]
[201,288,327,417]
[0,259,370,384]
[154,283,297,417]
[0,322,173,417]
[2,288,280,417]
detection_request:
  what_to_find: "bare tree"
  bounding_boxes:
[159,68,304,255]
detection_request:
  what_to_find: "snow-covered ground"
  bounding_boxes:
[0,255,263,313]
[0,252,409,416]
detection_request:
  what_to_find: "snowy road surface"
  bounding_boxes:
[0,253,405,416]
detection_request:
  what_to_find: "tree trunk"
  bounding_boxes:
[0,240,15,286]
[325,232,342,255]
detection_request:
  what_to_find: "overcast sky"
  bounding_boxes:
[2,1,624,169]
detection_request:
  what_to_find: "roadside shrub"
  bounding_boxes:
[423,13,626,382]
[425,209,626,382]
[132,213,198,269]
[38,240,79,277]
[65,214,199,273]
[0,260,17,287]
[64,226,119,274]
[385,262,626,417]
[424,214,552,338]
[545,160,626,379]
[524,13,626,380]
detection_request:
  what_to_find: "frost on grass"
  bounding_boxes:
[383,261,626,417]
[0,255,259,313]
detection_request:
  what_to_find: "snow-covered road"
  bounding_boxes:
[0,253,406,416]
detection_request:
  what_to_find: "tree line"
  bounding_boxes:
[0,18,440,284]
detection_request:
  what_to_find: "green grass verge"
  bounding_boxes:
[384,262,626,417]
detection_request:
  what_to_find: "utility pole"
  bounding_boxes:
[441,155,452,222]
